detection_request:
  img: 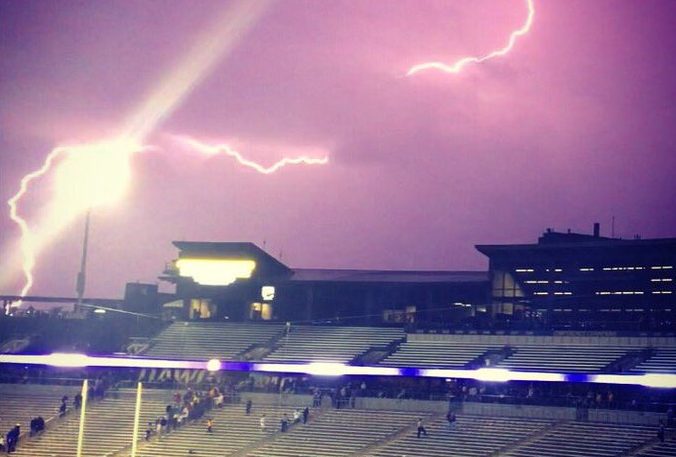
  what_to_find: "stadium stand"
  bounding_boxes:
[263,326,405,363]
[635,436,676,457]
[501,421,657,457]
[131,401,298,457]
[0,384,80,437]
[11,388,171,457]
[633,348,676,374]
[144,322,282,360]
[496,344,636,372]
[366,415,552,457]
[379,340,501,368]
[246,409,422,457]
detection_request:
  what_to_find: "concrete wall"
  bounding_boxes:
[408,333,676,347]
[354,397,577,420]
[353,397,667,425]
[588,409,665,425]
[240,392,314,408]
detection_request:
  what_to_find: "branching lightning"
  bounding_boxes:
[171,135,329,174]
[406,0,534,76]
[3,0,293,302]
[6,0,529,301]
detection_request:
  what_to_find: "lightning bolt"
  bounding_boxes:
[3,0,285,303]
[407,0,535,76]
[171,135,329,174]
[7,147,68,298]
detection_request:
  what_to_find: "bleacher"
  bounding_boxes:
[636,436,676,457]
[633,348,676,374]
[144,322,282,360]
[263,326,405,363]
[379,340,500,368]
[502,421,656,457]
[366,415,552,457]
[13,388,171,457]
[497,344,635,372]
[247,409,422,457]
[132,401,298,457]
[0,384,79,436]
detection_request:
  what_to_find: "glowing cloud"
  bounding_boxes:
[171,134,329,174]
[407,0,535,76]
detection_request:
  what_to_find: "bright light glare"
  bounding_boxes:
[0,353,674,388]
[48,353,90,368]
[592,373,676,389]
[206,359,221,372]
[52,140,134,210]
[176,258,256,286]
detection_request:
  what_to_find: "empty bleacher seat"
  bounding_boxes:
[633,348,676,374]
[145,322,283,361]
[502,421,656,457]
[497,345,633,372]
[380,340,500,368]
[263,326,405,363]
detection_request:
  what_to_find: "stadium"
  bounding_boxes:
[0,226,674,456]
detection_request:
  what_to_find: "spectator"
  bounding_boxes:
[658,422,666,443]
[206,417,213,433]
[74,392,82,410]
[280,414,289,433]
[302,407,309,424]
[7,424,20,453]
[59,398,67,417]
[416,418,428,438]
[293,409,301,424]
[245,399,252,415]
[260,414,266,432]
[446,411,457,429]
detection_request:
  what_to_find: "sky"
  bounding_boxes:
[1,0,675,298]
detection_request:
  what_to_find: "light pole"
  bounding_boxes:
[75,209,91,313]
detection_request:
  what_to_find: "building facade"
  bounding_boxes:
[476,225,676,330]
[160,241,488,326]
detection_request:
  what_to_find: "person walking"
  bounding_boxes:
[417,418,428,438]
[260,414,266,432]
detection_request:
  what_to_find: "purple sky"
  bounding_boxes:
[1,0,675,298]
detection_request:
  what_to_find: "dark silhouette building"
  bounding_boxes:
[476,225,676,330]
[160,241,487,326]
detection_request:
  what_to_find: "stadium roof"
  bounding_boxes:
[476,232,676,258]
[290,269,487,284]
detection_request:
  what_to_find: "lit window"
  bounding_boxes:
[176,258,256,286]
[515,268,534,273]
[579,267,594,272]
[261,285,276,301]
